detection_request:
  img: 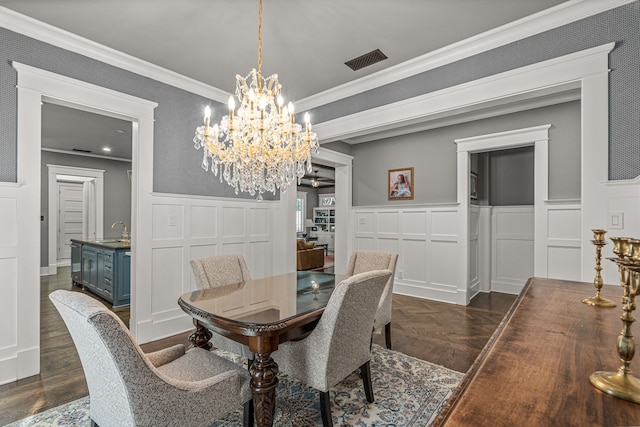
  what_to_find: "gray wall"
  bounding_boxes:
[351,100,580,206]
[0,3,636,199]
[298,187,318,220]
[310,3,639,181]
[40,151,132,267]
[321,141,353,156]
[490,147,535,206]
[0,27,276,200]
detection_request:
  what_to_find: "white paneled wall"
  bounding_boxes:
[541,202,582,281]
[135,193,276,343]
[353,202,587,304]
[0,182,41,385]
[354,205,462,304]
[491,206,535,294]
[0,186,22,384]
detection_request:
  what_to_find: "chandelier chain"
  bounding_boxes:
[257,0,262,78]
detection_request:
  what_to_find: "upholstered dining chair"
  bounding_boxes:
[345,250,398,349]
[50,290,254,427]
[190,255,254,359]
[272,269,392,427]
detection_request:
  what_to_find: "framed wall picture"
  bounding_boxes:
[470,172,478,200]
[389,167,414,200]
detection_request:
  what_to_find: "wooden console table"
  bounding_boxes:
[432,277,640,426]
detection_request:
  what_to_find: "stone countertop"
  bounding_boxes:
[71,237,131,250]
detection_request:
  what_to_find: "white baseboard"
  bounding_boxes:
[490,280,524,295]
[40,265,57,276]
[0,346,40,385]
[394,282,459,305]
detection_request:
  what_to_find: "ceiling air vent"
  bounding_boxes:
[72,148,92,153]
[345,49,388,71]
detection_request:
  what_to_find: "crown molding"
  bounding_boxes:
[314,42,614,144]
[296,0,635,112]
[0,6,231,103]
[0,1,633,109]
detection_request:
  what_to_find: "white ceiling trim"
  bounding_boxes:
[314,43,615,143]
[341,88,580,145]
[296,0,634,112]
[0,6,231,103]
[0,1,633,110]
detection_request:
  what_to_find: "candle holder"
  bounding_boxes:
[582,229,616,307]
[311,281,319,301]
[590,237,640,404]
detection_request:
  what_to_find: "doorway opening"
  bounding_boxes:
[456,124,551,302]
[46,164,106,275]
[12,62,157,381]
[296,163,336,272]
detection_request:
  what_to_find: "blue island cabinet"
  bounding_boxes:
[81,244,131,307]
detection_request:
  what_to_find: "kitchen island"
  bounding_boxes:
[71,238,131,307]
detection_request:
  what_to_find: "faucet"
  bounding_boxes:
[111,222,130,243]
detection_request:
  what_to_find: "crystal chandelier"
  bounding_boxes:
[193,0,319,200]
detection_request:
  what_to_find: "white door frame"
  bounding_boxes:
[273,146,353,277]
[311,147,354,274]
[46,165,105,275]
[9,62,156,382]
[455,125,551,301]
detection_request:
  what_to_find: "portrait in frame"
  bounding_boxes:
[389,167,414,200]
[470,171,478,200]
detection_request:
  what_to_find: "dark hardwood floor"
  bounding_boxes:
[0,267,516,425]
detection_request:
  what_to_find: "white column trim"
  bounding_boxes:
[315,43,615,144]
[11,62,157,380]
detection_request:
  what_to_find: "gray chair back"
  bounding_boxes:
[51,290,136,425]
[345,251,398,330]
[50,290,252,427]
[190,254,252,289]
[189,254,255,358]
[274,269,391,392]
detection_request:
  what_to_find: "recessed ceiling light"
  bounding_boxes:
[115,129,125,134]
[103,147,112,152]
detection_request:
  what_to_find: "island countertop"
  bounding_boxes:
[71,237,131,250]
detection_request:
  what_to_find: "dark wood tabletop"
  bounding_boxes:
[178,270,348,427]
[432,277,640,426]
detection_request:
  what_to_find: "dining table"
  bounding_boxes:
[178,270,348,427]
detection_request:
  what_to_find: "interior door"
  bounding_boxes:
[57,182,84,262]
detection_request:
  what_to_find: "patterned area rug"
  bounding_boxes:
[7,345,462,427]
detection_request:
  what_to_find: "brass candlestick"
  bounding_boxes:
[583,229,616,307]
[590,237,640,404]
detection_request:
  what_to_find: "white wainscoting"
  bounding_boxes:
[491,206,535,294]
[134,193,278,343]
[469,205,481,299]
[353,204,463,304]
[0,183,40,385]
[535,201,582,282]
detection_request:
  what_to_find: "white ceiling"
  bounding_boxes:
[42,103,133,160]
[6,0,571,160]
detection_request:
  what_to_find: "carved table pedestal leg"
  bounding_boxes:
[188,319,212,350]
[250,352,278,427]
